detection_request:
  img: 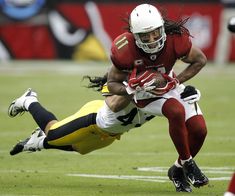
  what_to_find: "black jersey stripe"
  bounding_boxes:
[47,113,97,141]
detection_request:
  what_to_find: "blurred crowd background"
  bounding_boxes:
[0,0,234,64]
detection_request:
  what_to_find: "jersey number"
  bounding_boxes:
[115,36,128,50]
[117,108,141,127]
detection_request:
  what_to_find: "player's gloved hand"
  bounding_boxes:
[125,67,156,95]
[124,81,138,95]
[180,85,201,104]
[148,74,179,96]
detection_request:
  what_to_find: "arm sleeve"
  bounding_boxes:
[174,33,192,59]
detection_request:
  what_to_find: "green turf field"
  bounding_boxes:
[0,61,234,196]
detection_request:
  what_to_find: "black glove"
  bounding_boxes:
[180,85,201,104]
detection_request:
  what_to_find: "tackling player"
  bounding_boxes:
[8,85,155,155]
[107,4,208,192]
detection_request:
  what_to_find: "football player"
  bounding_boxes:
[107,4,208,192]
[8,81,155,155]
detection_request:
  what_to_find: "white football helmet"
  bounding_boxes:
[130,4,166,54]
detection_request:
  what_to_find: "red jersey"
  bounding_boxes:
[110,32,192,75]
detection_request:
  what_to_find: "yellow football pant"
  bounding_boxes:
[47,100,121,154]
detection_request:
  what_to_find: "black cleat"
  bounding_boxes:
[168,165,192,192]
[10,128,45,156]
[10,138,31,155]
[183,159,209,187]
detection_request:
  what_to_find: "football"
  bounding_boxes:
[151,71,168,88]
[228,17,235,33]
[133,70,179,96]
[132,69,167,89]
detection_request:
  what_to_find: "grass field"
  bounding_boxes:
[0,61,234,196]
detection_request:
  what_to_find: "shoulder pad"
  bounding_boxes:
[111,32,136,71]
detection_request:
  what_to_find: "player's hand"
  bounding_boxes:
[180,85,201,104]
[124,81,138,95]
[125,67,156,94]
[148,74,179,95]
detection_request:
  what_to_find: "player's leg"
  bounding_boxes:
[10,100,120,156]
[71,127,120,154]
[186,115,207,158]
[44,124,119,155]
[137,96,192,192]
[165,89,209,189]
[46,100,120,154]
[140,97,192,192]
[161,98,192,192]
[179,93,207,158]
[162,98,191,160]
[181,102,209,187]
[162,97,208,189]
[144,87,208,190]
[140,96,191,160]
[8,89,66,155]
[8,89,94,154]
[179,115,208,187]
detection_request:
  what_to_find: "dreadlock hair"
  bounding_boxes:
[164,17,191,36]
[83,73,107,92]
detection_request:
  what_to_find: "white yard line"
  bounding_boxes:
[67,173,232,183]
[0,167,233,183]
[67,174,168,183]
